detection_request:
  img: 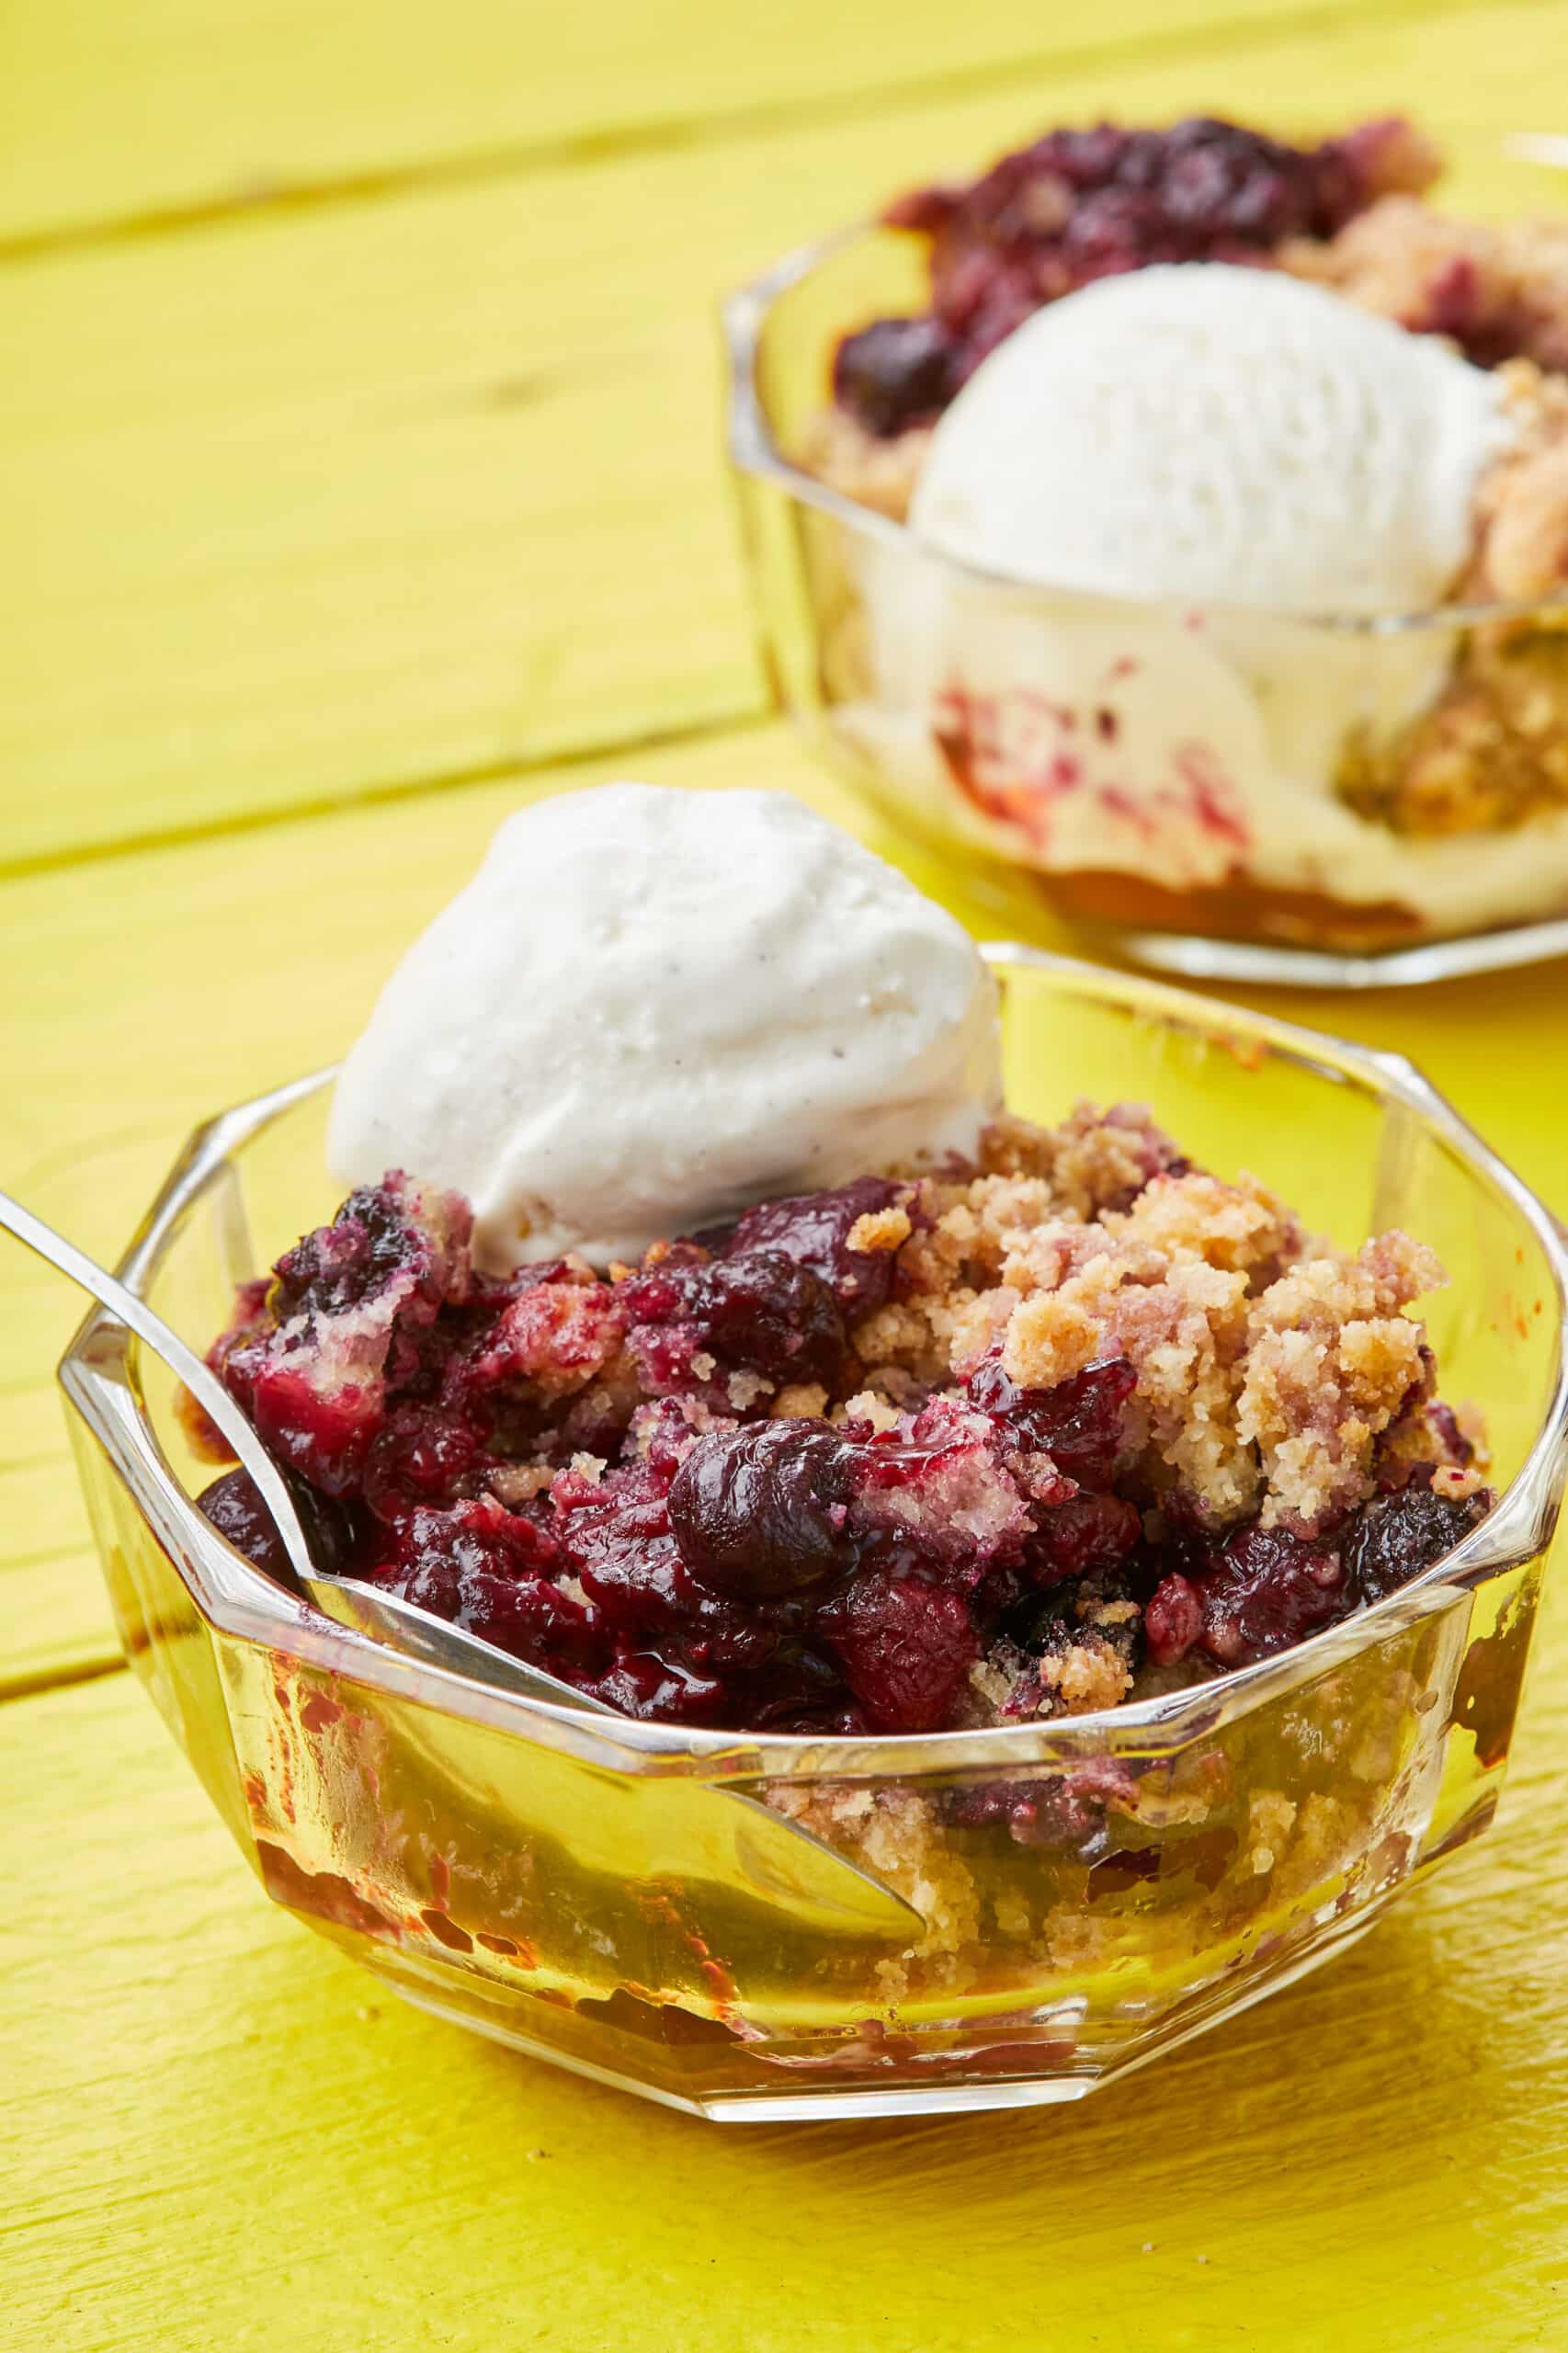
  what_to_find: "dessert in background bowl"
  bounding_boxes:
[61,790,1568,2117]
[725,116,1568,982]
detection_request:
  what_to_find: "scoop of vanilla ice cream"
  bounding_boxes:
[328,785,1003,1271]
[910,264,1513,613]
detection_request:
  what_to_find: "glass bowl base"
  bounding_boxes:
[369,1885,1393,2122]
[1102,912,1568,992]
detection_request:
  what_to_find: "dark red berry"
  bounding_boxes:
[197,1465,357,1587]
[361,1405,483,1523]
[1188,1524,1346,1668]
[832,317,958,439]
[1343,1486,1493,1608]
[624,1248,846,1391]
[668,1421,860,1599]
[368,1496,603,1677]
[968,1351,1136,1486]
[585,1646,729,1723]
[1144,1571,1203,1665]
[1028,1489,1142,1584]
[820,1571,979,1733]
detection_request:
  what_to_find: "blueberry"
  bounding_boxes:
[1343,1486,1493,1607]
[833,317,958,438]
[668,1422,860,1599]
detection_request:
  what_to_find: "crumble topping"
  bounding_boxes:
[1282,197,1568,380]
[190,1102,1489,1737]
[802,405,931,518]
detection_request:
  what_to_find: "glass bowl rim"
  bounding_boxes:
[60,948,1568,1780]
[722,222,1568,638]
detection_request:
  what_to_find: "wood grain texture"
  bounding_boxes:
[5,721,1568,1693]
[3,1622,1566,2351]
[8,2,1568,2336]
[0,0,1500,249]
[5,0,1568,870]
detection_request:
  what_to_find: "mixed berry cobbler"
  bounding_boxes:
[804,112,1568,850]
[190,1101,1490,1737]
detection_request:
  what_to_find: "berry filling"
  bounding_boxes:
[835,113,1436,437]
[188,1106,1490,1734]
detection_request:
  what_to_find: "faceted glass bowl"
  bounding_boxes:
[724,227,1568,990]
[61,956,1568,2120]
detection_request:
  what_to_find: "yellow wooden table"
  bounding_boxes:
[6,6,1568,2345]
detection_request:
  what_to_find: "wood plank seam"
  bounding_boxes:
[0,1652,127,1707]
[0,0,1543,268]
[0,709,773,891]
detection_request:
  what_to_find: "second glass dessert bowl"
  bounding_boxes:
[60,957,1568,2119]
[725,226,1568,987]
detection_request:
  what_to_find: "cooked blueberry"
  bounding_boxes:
[625,1248,846,1389]
[270,1182,424,1321]
[198,1465,357,1587]
[1343,1485,1494,1606]
[833,317,957,438]
[668,1421,860,1600]
[722,1176,908,1314]
[968,1352,1136,1486]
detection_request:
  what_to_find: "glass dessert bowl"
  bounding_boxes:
[724,117,1568,985]
[60,956,1568,2119]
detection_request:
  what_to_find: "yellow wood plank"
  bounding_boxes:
[0,0,1488,250]
[6,2,1568,871]
[3,1617,1567,2349]
[6,718,1568,1692]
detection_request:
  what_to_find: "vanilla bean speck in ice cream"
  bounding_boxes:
[328,785,1003,1271]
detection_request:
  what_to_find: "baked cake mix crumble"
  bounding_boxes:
[191,1102,1490,1737]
